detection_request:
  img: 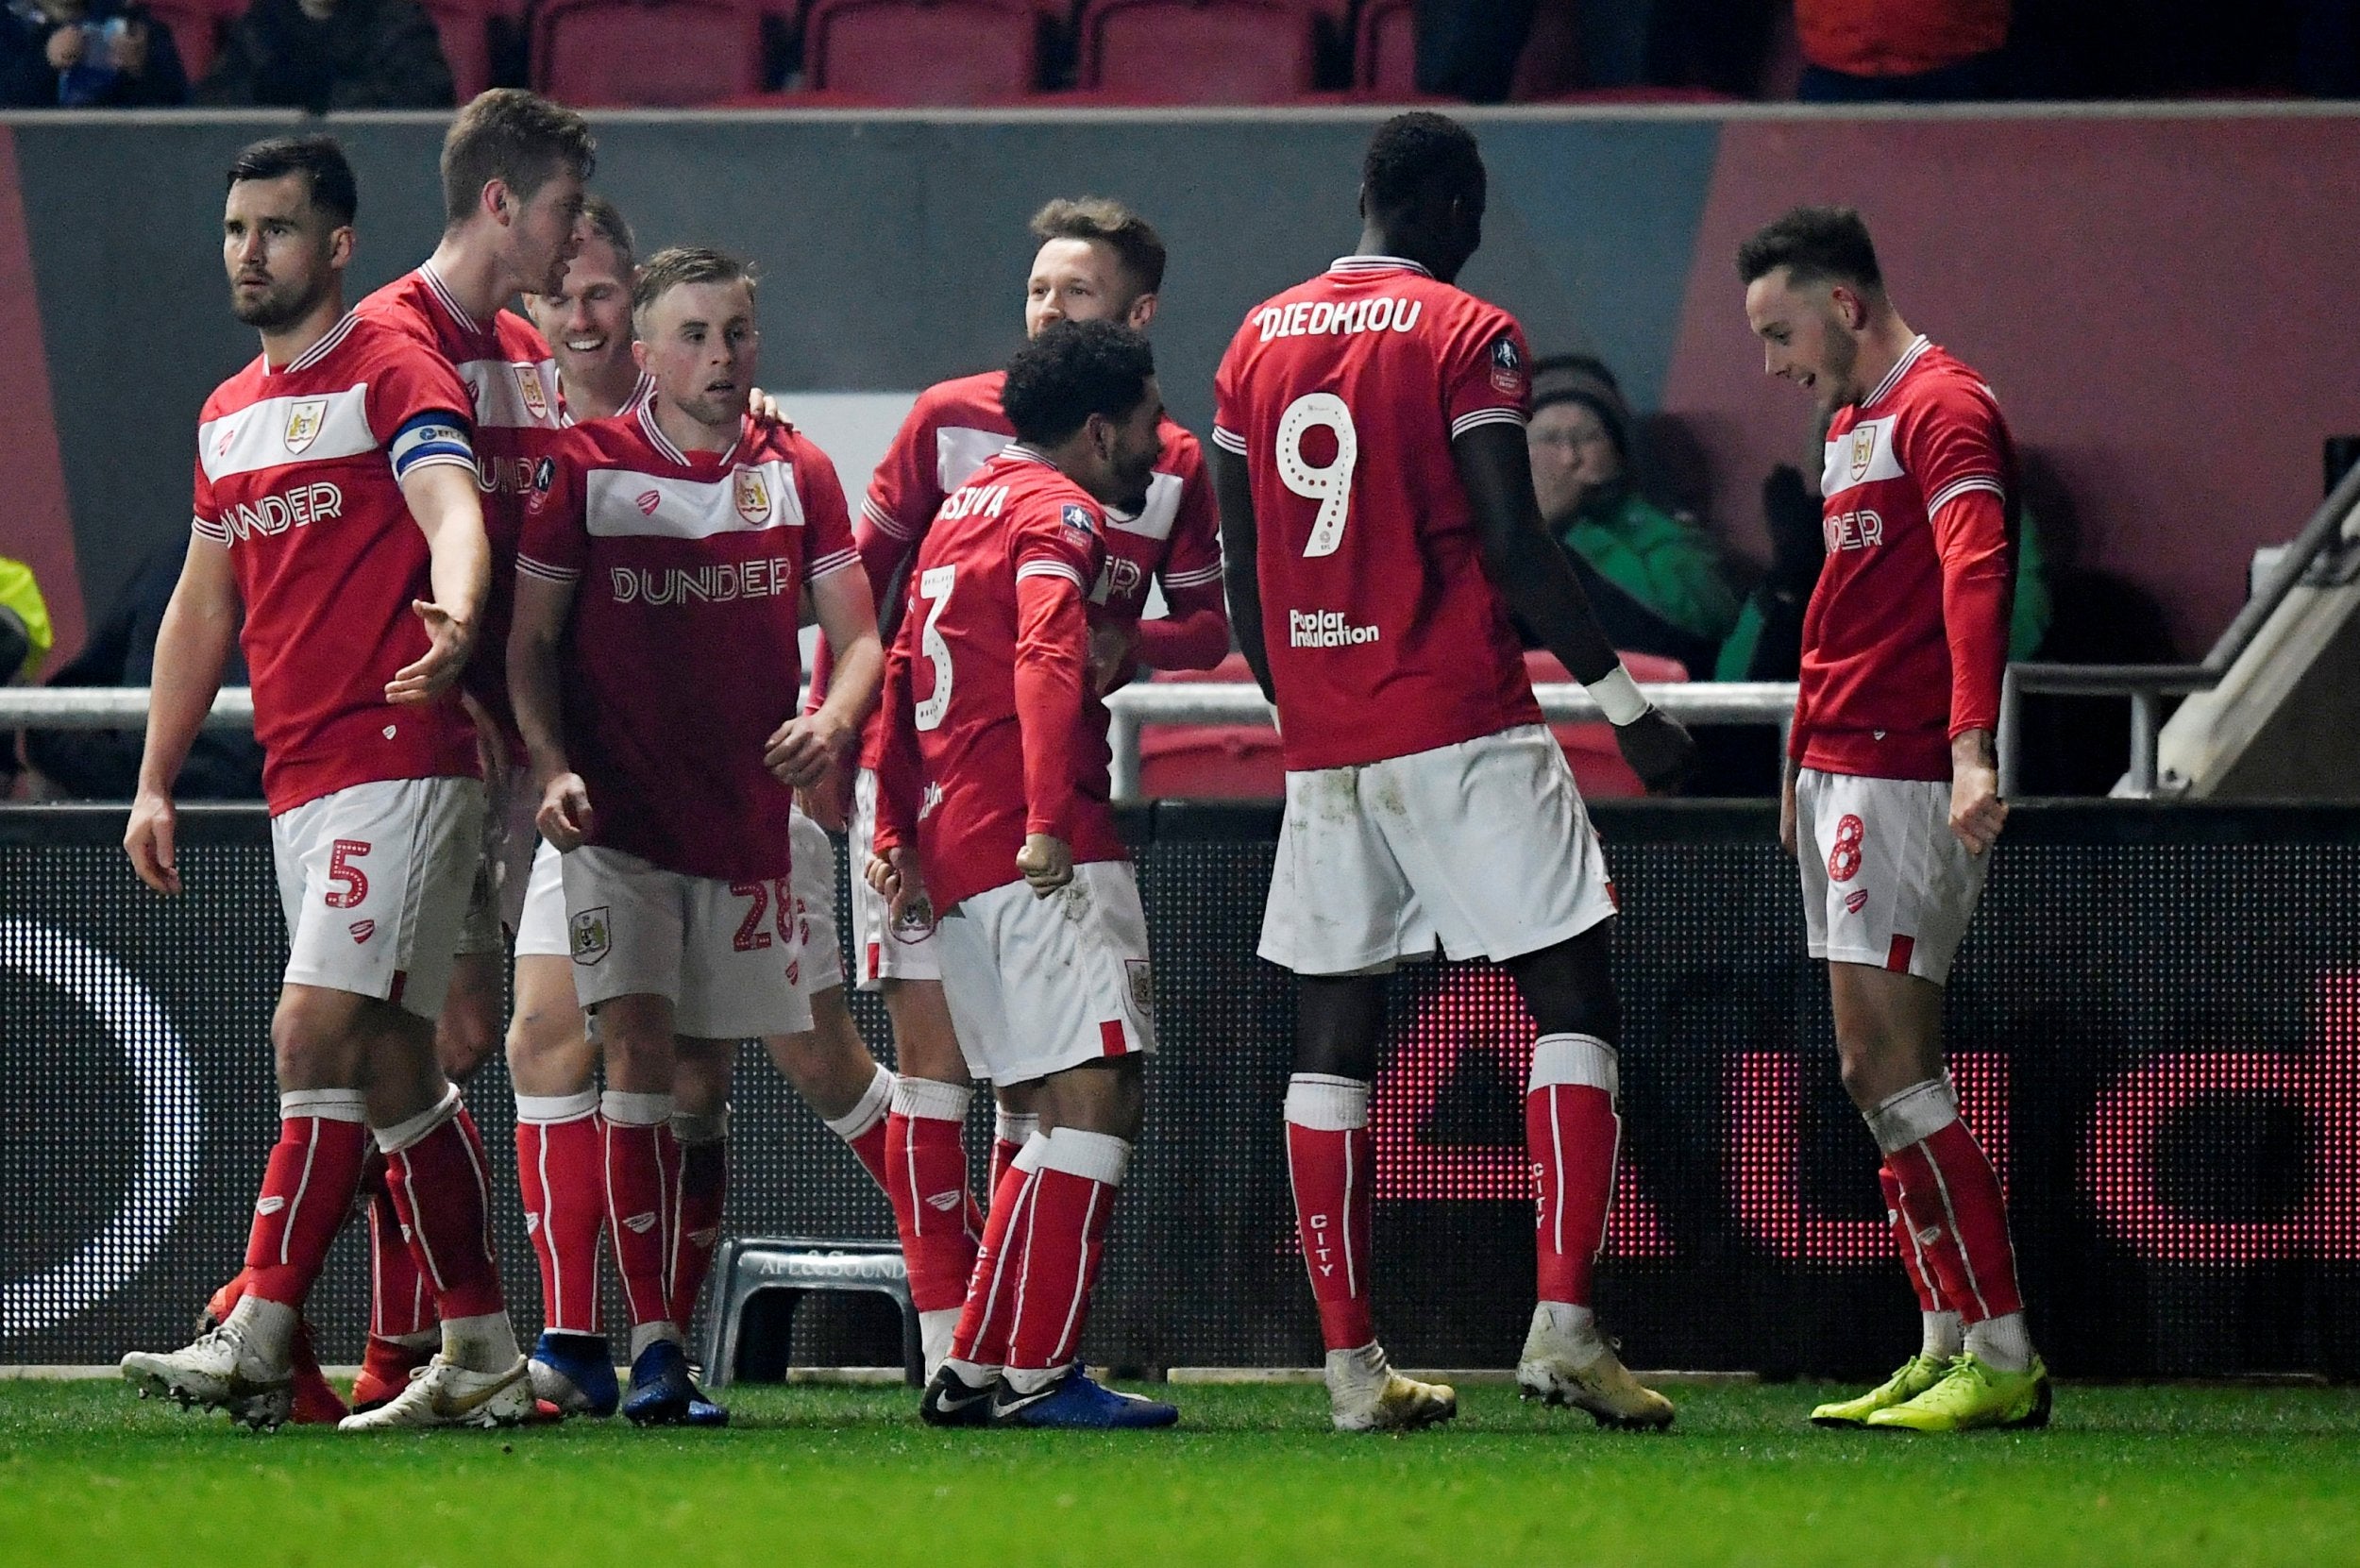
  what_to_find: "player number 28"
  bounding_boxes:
[913,564,956,733]
[1276,392,1357,559]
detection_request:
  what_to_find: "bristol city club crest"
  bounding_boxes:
[514,364,551,424]
[1849,425,1877,482]
[283,398,328,455]
[569,906,611,965]
[733,467,773,525]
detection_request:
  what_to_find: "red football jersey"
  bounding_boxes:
[1797,336,2016,782]
[1212,256,1543,771]
[834,370,1225,766]
[359,266,566,740]
[193,312,481,814]
[517,402,861,882]
[871,447,1126,915]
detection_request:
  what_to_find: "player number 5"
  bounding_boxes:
[913,564,956,733]
[1277,392,1357,559]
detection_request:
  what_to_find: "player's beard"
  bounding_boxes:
[1815,320,1861,415]
[231,269,329,332]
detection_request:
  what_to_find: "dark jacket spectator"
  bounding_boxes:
[196,0,452,112]
[0,0,186,107]
[20,546,263,801]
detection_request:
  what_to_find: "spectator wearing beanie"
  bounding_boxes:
[1795,0,2011,102]
[1526,354,1738,679]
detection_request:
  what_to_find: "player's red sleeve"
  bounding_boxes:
[1136,449,1231,670]
[871,608,924,858]
[364,341,474,443]
[1439,301,1532,442]
[192,448,225,544]
[811,409,938,715]
[516,435,590,583]
[794,433,862,586]
[1011,499,1102,842]
[1210,331,1251,459]
[1902,388,2014,741]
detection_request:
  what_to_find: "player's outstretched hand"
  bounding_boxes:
[1016,833,1072,897]
[125,790,181,895]
[1950,756,2008,855]
[537,771,595,852]
[1614,707,1695,795]
[764,710,853,789]
[386,599,474,704]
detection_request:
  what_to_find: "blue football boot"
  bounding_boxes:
[990,1368,1178,1429]
[527,1332,618,1419]
[622,1340,695,1426]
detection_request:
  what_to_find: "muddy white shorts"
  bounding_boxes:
[271,775,483,1020]
[514,836,567,958]
[934,860,1157,1087]
[561,844,814,1039]
[454,758,537,956]
[1795,767,1987,986]
[1257,724,1619,977]
[849,765,939,987]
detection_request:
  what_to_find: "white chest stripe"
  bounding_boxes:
[1105,471,1183,544]
[1821,414,1905,501]
[199,384,377,483]
[935,425,1007,494]
[586,460,806,541]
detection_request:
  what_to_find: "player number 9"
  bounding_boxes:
[1276,392,1357,559]
[913,564,956,733]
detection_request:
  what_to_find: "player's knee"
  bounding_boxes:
[270,989,365,1086]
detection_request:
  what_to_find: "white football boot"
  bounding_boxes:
[337,1354,532,1431]
[1324,1342,1457,1433]
[1514,1305,1675,1430]
[122,1320,293,1431]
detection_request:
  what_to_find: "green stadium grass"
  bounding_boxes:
[2,1378,2354,1566]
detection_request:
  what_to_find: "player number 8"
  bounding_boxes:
[1277,392,1357,559]
[913,564,956,733]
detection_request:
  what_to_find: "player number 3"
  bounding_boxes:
[914,564,956,733]
[1276,392,1357,559]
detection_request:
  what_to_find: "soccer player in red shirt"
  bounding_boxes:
[814,198,1226,1376]
[868,320,1178,1429]
[510,247,883,1426]
[118,134,531,1431]
[1741,206,2049,1432]
[1212,114,1694,1433]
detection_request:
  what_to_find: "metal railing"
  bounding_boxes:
[1996,455,2360,798]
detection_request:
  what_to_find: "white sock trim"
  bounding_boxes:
[890,1075,971,1124]
[279,1087,368,1122]
[824,1063,894,1139]
[1964,1311,2032,1373]
[514,1088,599,1124]
[600,1089,673,1128]
[1529,1033,1618,1096]
[671,1105,730,1145]
[1285,1072,1369,1132]
[1040,1126,1131,1187]
[373,1084,460,1154]
[1011,1130,1052,1175]
[995,1108,1039,1146]
[1922,1310,1964,1359]
[1866,1077,1960,1155]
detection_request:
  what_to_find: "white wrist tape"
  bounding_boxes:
[1584,664,1650,726]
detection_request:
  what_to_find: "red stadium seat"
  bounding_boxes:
[1354,0,1412,96]
[145,0,227,81]
[1075,0,1317,103]
[804,0,1042,104]
[418,0,497,100]
[1136,651,1690,801]
[531,0,767,107]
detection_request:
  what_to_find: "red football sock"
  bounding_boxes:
[1285,1073,1374,1353]
[824,1063,895,1194]
[1004,1129,1128,1375]
[366,1167,434,1340]
[1526,1034,1620,1308]
[886,1079,982,1313]
[380,1091,507,1322]
[515,1092,606,1336]
[244,1090,370,1310]
[1880,1163,1947,1315]
[599,1091,677,1332]
[667,1124,730,1329]
[1873,1082,2024,1326]
[950,1136,1044,1369]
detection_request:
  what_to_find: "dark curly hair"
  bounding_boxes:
[1002,320,1155,448]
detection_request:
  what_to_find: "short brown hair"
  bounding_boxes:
[1029,196,1166,298]
[440,90,596,226]
[632,245,755,324]
[1737,206,1882,292]
[578,192,635,272]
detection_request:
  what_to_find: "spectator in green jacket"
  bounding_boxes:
[1526,354,1740,678]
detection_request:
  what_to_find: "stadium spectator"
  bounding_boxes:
[0,0,185,106]
[196,0,451,111]
[19,544,263,801]
[1526,353,1738,677]
[1795,0,2012,101]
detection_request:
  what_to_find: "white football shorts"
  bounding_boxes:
[933,859,1157,1087]
[784,806,845,1000]
[849,765,939,986]
[1257,723,1619,977]
[271,774,483,1020]
[1795,767,1988,986]
[454,758,537,956]
[514,836,567,958]
[561,844,814,1039]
